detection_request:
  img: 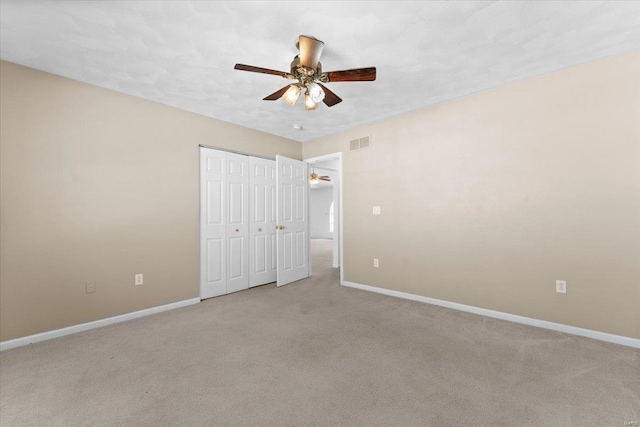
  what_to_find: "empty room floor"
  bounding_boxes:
[1,239,638,426]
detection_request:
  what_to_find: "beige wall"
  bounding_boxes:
[0,61,301,341]
[3,48,639,343]
[304,50,640,339]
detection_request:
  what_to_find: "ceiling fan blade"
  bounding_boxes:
[298,35,324,69]
[263,85,292,101]
[319,176,332,181]
[234,63,288,77]
[326,67,376,82]
[317,83,342,107]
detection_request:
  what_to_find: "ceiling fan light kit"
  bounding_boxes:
[234,35,376,110]
[283,85,301,106]
[307,81,325,103]
[304,91,319,110]
[309,169,332,184]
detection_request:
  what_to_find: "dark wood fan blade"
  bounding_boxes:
[234,64,288,77]
[298,35,324,69]
[317,83,342,107]
[263,85,291,101]
[319,176,331,181]
[326,67,376,82]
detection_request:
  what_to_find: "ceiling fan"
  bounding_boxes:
[310,168,331,184]
[234,35,376,110]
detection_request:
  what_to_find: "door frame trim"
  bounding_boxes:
[304,152,344,285]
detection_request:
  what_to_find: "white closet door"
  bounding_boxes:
[200,148,226,299]
[269,165,278,282]
[249,157,277,287]
[226,152,250,294]
[276,155,309,287]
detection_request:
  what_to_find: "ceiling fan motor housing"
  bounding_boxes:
[289,57,327,87]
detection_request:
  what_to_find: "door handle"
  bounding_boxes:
[277,225,285,230]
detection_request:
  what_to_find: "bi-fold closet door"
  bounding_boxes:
[249,156,277,288]
[200,147,276,299]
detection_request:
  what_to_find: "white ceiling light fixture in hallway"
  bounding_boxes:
[1,1,639,142]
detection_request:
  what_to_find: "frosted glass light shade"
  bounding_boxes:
[283,85,301,106]
[307,81,325,103]
[305,92,318,110]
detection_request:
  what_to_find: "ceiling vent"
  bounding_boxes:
[349,136,371,151]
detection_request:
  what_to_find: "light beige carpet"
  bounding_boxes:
[1,239,638,426]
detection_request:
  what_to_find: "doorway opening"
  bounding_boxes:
[305,152,343,285]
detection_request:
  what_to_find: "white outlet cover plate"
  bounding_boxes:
[373,206,381,215]
[556,280,567,293]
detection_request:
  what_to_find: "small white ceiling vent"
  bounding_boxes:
[350,136,371,151]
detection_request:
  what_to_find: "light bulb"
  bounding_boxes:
[307,81,325,103]
[305,92,318,110]
[283,85,301,106]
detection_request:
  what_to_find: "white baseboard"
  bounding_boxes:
[0,297,201,352]
[342,281,640,349]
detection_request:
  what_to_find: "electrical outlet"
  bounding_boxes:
[135,274,143,286]
[556,280,567,294]
[373,258,379,268]
[86,281,96,294]
[372,206,381,215]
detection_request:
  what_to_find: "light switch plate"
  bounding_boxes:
[373,206,381,215]
[86,281,96,294]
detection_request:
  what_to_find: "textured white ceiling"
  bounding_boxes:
[2,1,640,143]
